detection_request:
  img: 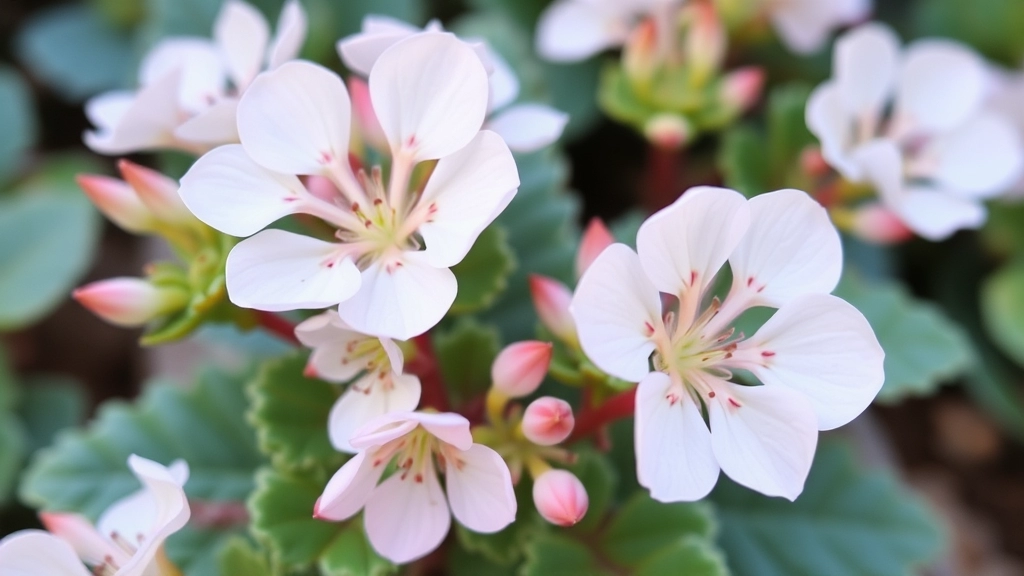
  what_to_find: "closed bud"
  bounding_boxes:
[644,113,691,150]
[851,203,913,245]
[623,17,659,86]
[683,2,726,86]
[533,469,589,527]
[76,174,155,234]
[522,397,574,446]
[118,159,193,226]
[576,218,615,278]
[719,66,765,116]
[800,146,831,178]
[491,341,553,398]
[348,77,389,153]
[73,277,187,327]
[529,275,577,346]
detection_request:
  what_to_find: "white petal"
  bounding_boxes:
[267,0,308,69]
[634,372,719,502]
[179,144,310,237]
[369,32,489,162]
[486,104,569,152]
[709,383,818,501]
[404,411,474,450]
[294,309,352,347]
[738,294,884,430]
[570,244,661,382]
[893,187,987,241]
[84,91,133,131]
[728,189,842,308]
[0,531,91,576]
[380,337,404,374]
[636,186,750,297]
[896,40,987,133]
[364,464,451,564]
[226,230,362,311]
[834,23,900,115]
[214,0,270,90]
[852,139,906,210]
[328,372,422,453]
[316,451,384,521]
[84,72,183,155]
[484,46,520,112]
[140,38,226,114]
[237,60,351,176]
[417,131,519,268]
[445,444,516,533]
[350,416,419,451]
[535,0,628,62]
[173,98,239,145]
[805,82,863,180]
[922,112,1024,197]
[337,15,420,76]
[304,335,371,383]
[336,251,456,340]
[771,0,870,54]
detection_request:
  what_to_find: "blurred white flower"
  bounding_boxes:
[570,187,884,502]
[768,0,870,54]
[807,23,1024,240]
[84,0,307,155]
[179,33,519,340]
[988,65,1024,197]
[339,15,569,152]
[535,0,677,63]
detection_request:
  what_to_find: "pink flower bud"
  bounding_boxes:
[623,17,659,85]
[533,469,589,527]
[719,66,765,115]
[576,218,615,278]
[305,175,344,203]
[491,341,553,398]
[851,203,913,245]
[800,146,831,178]
[348,77,388,153]
[118,159,193,225]
[684,2,726,86]
[76,174,155,234]
[73,277,186,327]
[644,114,692,150]
[522,397,574,446]
[529,275,577,345]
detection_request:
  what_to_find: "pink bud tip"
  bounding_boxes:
[720,66,765,114]
[303,362,319,379]
[623,17,659,82]
[118,159,190,224]
[529,275,577,345]
[348,77,388,153]
[533,469,589,527]
[800,147,831,178]
[491,341,553,398]
[852,203,913,245]
[643,114,692,150]
[73,277,181,327]
[576,218,615,278]
[76,173,154,234]
[522,397,574,446]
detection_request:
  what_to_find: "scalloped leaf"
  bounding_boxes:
[450,224,517,315]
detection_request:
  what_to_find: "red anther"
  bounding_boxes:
[414,474,424,483]
[373,198,383,205]
[708,391,716,398]
[728,398,742,408]
[690,270,698,285]
[761,350,776,357]
[644,321,655,336]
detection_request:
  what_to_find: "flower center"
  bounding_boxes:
[371,427,464,485]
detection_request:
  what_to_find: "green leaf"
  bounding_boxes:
[450,224,517,315]
[16,4,134,101]
[981,260,1024,367]
[521,533,610,576]
[719,125,771,197]
[455,481,543,566]
[0,67,37,187]
[711,439,943,576]
[837,274,973,402]
[17,374,87,453]
[568,449,617,533]
[601,494,716,568]
[913,0,1024,65]
[433,318,501,406]
[248,352,344,473]
[766,83,814,173]
[218,536,272,576]
[0,416,27,506]
[634,538,728,576]
[448,544,518,576]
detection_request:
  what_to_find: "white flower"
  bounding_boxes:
[807,23,1024,240]
[338,15,569,152]
[535,0,676,63]
[296,310,421,453]
[85,0,307,155]
[0,455,190,576]
[988,65,1024,196]
[179,32,520,340]
[570,187,884,502]
[768,0,870,54]
[315,411,516,564]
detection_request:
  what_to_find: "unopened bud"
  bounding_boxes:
[491,341,553,398]
[719,66,765,116]
[851,203,913,245]
[533,469,589,527]
[623,17,659,86]
[800,146,831,178]
[522,397,574,446]
[644,114,691,150]
[529,275,577,346]
[73,277,187,327]
[684,2,726,86]
[118,159,193,226]
[76,174,155,234]
[348,77,388,153]
[576,218,615,278]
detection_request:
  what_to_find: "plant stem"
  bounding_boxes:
[569,388,637,444]
[644,143,682,212]
[254,310,300,346]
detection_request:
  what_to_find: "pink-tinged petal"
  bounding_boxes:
[0,531,92,576]
[635,372,719,502]
[834,23,899,122]
[174,98,239,145]
[576,217,616,279]
[532,469,589,526]
[405,411,474,451]
[39,513,123,567]
[805,82,862,180]
[896,40,987,133]
[521,396,574,446]
[337,15,420,76]
[417,131,519,268]
[636,186,750,298]
[267,0,308,70]
[298,319,371,383]
[179,144,311,237]
[237,60,352,176]
[84,72,183,155]
[73,278,184,327]
[921,112,1024,198]
[529,275,577,345]
[485,104,568,153]
[445,444,516,533]
[736,294,884,430]
[491,341,553,398]
[850,202,913,244]
[294,309,350,347]
[348,77,388,153]
[75,174,154,234]
[316,451,384,521]
[117,159,191,226]
[214,0,270,91]
[350,411,473,452]
[709,383,818,501]
[140,39,226,114]
[350,417,419,451]
[365,463,451,564]
[570,244,661,382]
[536,0,629,62]
[336,251,456,340]
[772,0,870,54]
[369,32,490,162]
[719,66,765,115]
[727,189,842,308]
[328,372,422,453]
[226,230,362,311]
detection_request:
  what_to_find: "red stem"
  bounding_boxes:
[408,334,450,412]
[569,388,636,444]
[254,310,300,346]
[644,144,682,212]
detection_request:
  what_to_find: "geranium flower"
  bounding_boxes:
[807,23,1024,240]
[85,0,306,154]
[338,15,569,152]
[769,0,870,54]
[296,310,421,453]
[0,455,189,576]
[315,411,516,564]
[179,32,520,340]
[570,187,884,501]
